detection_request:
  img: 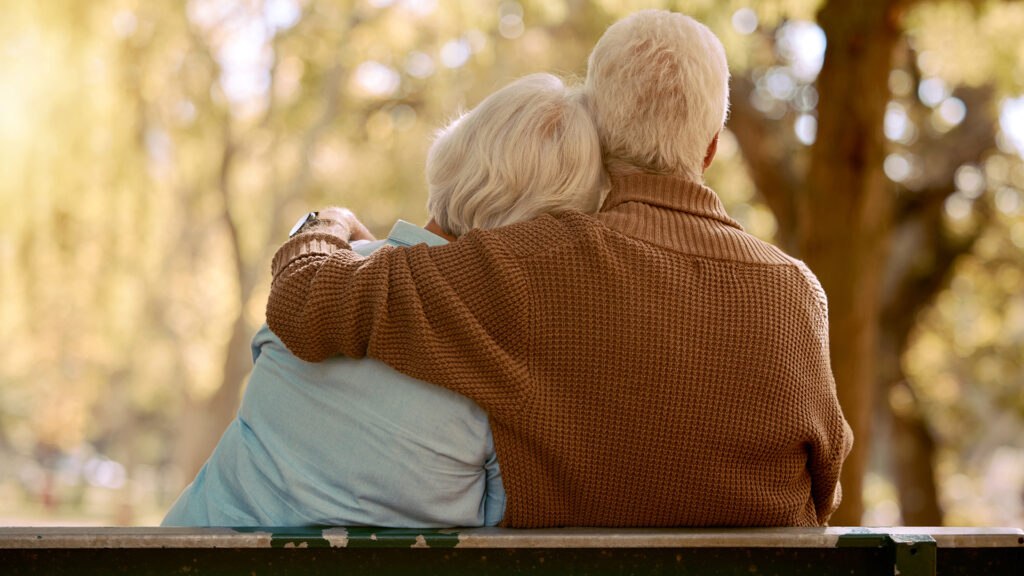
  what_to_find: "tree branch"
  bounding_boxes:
[883,84,998,351]
[727,75,801,253]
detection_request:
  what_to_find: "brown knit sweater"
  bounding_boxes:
[267,173,853,528]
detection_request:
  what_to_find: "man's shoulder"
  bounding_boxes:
[712,229,829,317]
[720,226,796,267]
[727,230,818,279]
[788,257,829,317]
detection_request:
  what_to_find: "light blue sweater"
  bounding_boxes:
[162,221,505,527]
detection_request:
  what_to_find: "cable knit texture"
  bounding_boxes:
[267,173,853,528]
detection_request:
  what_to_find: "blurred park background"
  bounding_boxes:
[1,0,1023,527]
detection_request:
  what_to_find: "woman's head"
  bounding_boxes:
[426,73,605,237]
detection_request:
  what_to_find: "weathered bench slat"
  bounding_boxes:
[1,526,1020,549]
[2,527,1020,576]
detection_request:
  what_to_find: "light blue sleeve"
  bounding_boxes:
[483,439,506,527]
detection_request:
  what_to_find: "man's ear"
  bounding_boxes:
[702,132,720,174]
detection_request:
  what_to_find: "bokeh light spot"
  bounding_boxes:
[995,187,1021,215]
[111,10,138,38]
[775,21,826,81]
[885,102,913,143]
[955,164,985,199]
[355,61,400,96]
[916,50,943,76]
[765,67,796,100]
[793,85,819,112]
[440,39,471,68]
[263,0,300,31]
[731,8,758,35]
[884,153,911,182]
[794,114,817,145]
[499,14,525,39]
[390,104,417,131]
[463,29,488,53]
[938,97,967,126]
[944,192,973,220]
[404,51,435,78]
[999,96,1024,154]
[918,77,947,108]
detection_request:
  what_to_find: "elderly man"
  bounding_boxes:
[268,10,852,527]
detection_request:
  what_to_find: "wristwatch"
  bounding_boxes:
[289,211,320,238]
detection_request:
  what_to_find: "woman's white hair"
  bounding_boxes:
[584,9,730,181]
[426,73,605,237]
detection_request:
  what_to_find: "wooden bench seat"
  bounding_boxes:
[2,526,1021,575]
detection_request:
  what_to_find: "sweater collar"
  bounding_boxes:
[600,173,743,230]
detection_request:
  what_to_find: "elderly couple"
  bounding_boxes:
[164,10,852,528]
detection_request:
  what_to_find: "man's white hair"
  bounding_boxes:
[585,9,730,180]
[426,73,604,237]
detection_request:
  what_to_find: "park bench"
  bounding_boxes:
[1,525,1021,575]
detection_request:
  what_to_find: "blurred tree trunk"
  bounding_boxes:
[727,1,1001,525]
[173,123,264,482]
[796,0,905,525]
[878,272,944,525]
[178,315,253,482]
[177,123,254,481]
[891,398,944,524]
[878,82,996,524]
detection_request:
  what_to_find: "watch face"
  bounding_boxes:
[289,211,318,237]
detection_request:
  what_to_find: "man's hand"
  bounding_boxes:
[304,207,376,242]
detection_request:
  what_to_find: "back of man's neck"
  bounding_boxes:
[604,159,703,182]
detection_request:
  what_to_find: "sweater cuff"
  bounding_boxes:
[271,231,352,280]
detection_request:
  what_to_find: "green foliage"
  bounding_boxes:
[903,153,1024,524]
[905,0,1024,94]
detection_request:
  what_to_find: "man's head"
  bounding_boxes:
[426,73,604,237]
[584,10,730,181]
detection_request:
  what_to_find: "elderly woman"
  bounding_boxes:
[162,73,604,527]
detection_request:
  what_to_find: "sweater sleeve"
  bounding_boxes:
[807,369,854,526]
[796,262,854,526]
[265,227,534,419]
